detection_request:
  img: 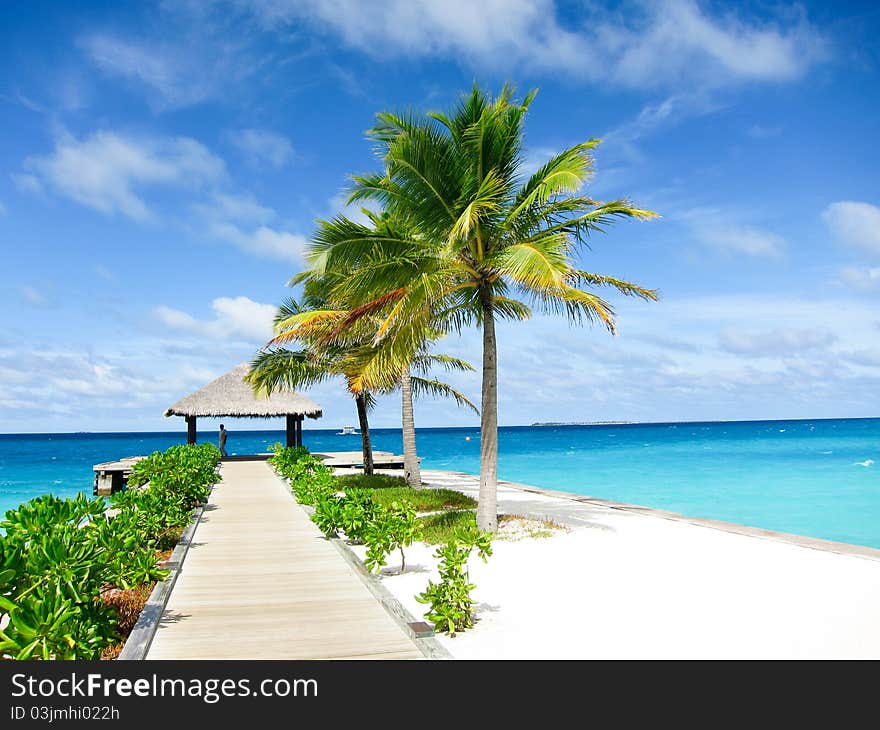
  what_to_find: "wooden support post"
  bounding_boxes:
[286,414,296,448]
[296,415,303,448]
[186,416,197,444]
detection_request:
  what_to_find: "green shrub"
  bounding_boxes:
[311,491,347,537]
[0,442,221,660]
[363,501,417,574]
[416,533,493,636]
[269,445,335,505]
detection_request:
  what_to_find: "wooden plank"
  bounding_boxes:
[145,460,423,660]
[118,500,207,660]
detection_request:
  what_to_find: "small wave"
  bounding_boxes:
[856,459,874,467]
[820,450,833,455]
[779,429,786,433]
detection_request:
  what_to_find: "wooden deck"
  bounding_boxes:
[145,460,423,659]
[314,450,409,469]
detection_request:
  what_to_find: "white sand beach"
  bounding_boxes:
[351,470,880,659]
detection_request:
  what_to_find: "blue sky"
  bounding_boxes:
[2,0,879,433]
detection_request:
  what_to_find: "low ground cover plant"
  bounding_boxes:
[271,446,493,633]
[0,443,221,660]
[416,533,493,636]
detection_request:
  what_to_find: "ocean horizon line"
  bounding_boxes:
[1,414,877,438]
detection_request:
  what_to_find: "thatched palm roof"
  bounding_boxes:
[164,363,322,419]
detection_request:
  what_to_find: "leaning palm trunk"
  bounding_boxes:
[477,286,499,532]
[355,392,374,475]
[400,368,422,488]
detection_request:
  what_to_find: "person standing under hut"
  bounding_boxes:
[219,423,228,457]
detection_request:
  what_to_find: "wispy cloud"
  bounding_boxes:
[20,130,226,221]
[154,296,277,342]
[243,0,826,90]
[230,129,294,168]
[193,191,275,225]
[18,286,49,307]
[838,266,880,292]
[207,223,308,262]
[602,93,723,162]
[79,26,259,110]
[823,201,880,257]
[718,328,837,356]
[678,208,786,258]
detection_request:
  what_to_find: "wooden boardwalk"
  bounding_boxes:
[146,460,423,659]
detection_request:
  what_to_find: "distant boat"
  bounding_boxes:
[337,425,358,435]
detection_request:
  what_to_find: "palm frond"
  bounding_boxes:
[246,348,332,397]
[570,270,659,301]
[410,376,479,414]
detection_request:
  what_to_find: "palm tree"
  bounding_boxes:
[318,84,659,531]
[304,208,479,488]
[246,297,382,474]
[250,295,477,483]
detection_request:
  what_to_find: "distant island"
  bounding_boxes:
[530,421,634,427]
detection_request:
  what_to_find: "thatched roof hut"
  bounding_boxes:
[165,363,322,448]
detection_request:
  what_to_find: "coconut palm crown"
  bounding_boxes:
[301,84,660,530]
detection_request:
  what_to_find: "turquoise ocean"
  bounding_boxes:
[0,418,878,548]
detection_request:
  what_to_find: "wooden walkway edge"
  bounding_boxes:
[145,461,424,660]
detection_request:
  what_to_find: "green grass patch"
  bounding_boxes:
[371,487,476,512]
[335,473,408,490]
[417,510,480,544]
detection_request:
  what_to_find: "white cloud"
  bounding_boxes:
[718,328,837,356]
[839,266,880,292]
[231,129,294,168]
[80,31,252,110]
[155,296,277,342]
[209,222,307,261]
[700,225,785,257]
[822,201,880,257]
[194,191,275,225]
[602,93,723,162]
[21,130,226,221]
[82,35,187,102]
[679,209,785,258]
[0,346,232,431]
[594,0,824,88]
[242,0,825,89]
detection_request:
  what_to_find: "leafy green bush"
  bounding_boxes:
[0,442,221,660]
[128,443,220,508]
[269,445,335,505]
[416,533,492,636]
[311,490,347,537]
[363,502,417,574]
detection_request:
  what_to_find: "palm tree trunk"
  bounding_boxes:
[477,285,498,532]
[355,392,374,475]
[400,368,422,488]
